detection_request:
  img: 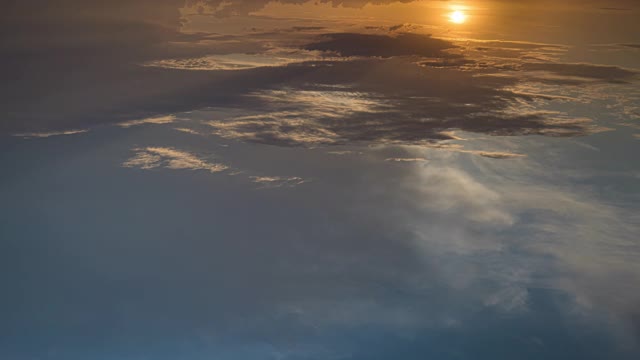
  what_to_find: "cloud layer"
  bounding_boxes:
[123,147,228,172]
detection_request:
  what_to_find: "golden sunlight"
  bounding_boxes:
[449,10,467,24]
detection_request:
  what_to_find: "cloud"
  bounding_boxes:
[186,0,415,17]
[305,32,457,57]
[143,49,330,71]
[410,166,515,226]
[327,150,361,155]
[201,61,608,148]
[174,127,204,135]
[471,151,525,159]
[122,147,228,173]
[445,148,526,159]
[364,23,423,33]
[11,129,88,139]
[2,1,187,52]
[385,157,429,162]
[122,146,307,189]
[117,115,177,128]
[250,176,308,188]
[206,87,390,146]
[0,0,212,135]
[2,10,634,156]
[521,62,638,84]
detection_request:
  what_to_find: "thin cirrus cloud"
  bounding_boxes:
[250,176,309,188]
[122,147,228,173]
[385,158,429,162]
[11,129,89,139]
[378,155,640,321]
[117,115,178,128]
[143,49,329,71]
[122,147,309,187]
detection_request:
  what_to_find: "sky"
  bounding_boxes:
[1,1,639,359]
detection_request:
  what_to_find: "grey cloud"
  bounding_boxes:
[11,129,88,139]
[174,127,205,135]
[364,23,423,33]
[201,58,608,148]
[471,151,525,159]
[327,150,362,156]
[250,176,308,188]
[2,12,632,153]
[0,1,210,135]
[1,1,188,52]
[187,0,414,17]
[431,147,527,159]
[385,157,429,162]
[291,26,327,32]
[521,62,638,84]
[188,0,636,18]
[305,32,457,57]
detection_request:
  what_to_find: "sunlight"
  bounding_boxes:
[449,10,467,24]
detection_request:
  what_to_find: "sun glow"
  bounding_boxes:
[449,10,467,24]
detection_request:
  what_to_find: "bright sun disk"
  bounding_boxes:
[449,10,467,24]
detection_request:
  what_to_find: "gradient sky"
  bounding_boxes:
[1,1,639,359]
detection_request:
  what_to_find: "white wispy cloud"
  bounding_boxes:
[385,157,429,162]
[250,176,308,188]
[174,127,204,135]
[327,150,362,156]
[123,147,227,173]
[143,49,333,71]
[13,129,88,138]
[117,115,177,128]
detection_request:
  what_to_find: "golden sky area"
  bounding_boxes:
[183,0,636,45]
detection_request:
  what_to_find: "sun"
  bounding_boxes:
[449,10,467,24]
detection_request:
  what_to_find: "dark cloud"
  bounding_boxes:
[305,32,457,57]
[1,0,186,51]
[599,7,633,11]
[204,57,608,147]
[364,23,422,33]
[291,26,327,32]
[2,21,621,148]
[0,1,206,134]
[1,2,633,151]
[521,62,638,84]
[187,0,414,17]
